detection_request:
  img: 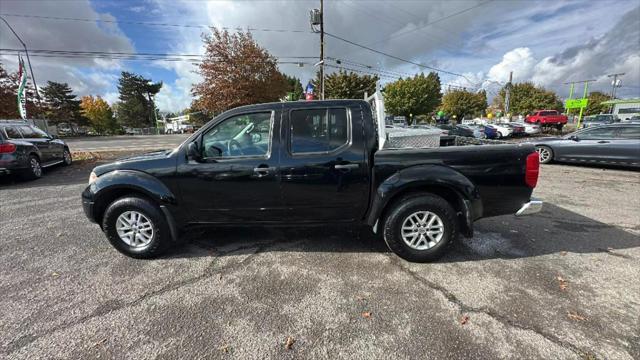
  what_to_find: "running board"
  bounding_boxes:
[42,160,64,168]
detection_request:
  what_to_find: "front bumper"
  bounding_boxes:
[0,168,10,175]
[515,199,543,216]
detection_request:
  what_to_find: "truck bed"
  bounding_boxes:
[373,143,536,218]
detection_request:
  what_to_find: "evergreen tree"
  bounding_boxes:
[41,81,83,124]
[117,71,162,128]
[284,75,304,100]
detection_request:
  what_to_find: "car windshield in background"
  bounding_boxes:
[593,115,613,122]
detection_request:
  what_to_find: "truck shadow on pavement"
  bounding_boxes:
[171,203,639,262]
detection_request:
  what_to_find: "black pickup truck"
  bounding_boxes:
[82,100,542,262]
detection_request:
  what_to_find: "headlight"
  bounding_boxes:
[88,171,98,184]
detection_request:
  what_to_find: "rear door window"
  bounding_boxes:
[617,126,640,139]
[18,126,44,138]
[290,108,349,154]
[3,126,23,139]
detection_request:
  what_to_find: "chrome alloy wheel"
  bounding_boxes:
[116,211,154,247]
[31,158,42,177]
[401,211,445,250]
[536,147,551,163]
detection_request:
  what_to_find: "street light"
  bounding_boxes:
[314,60,324,100]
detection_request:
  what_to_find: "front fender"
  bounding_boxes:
[367,165,483,235]
[86,169,176,204]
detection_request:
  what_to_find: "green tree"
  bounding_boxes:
[384,72,442,124]
[192,29,288,113]
[496,82,562,115]
[284,75,304,101]
[314,70,379,100]
[80,95,117,134]
[41,81,83,124]
[441,89,487,120]
[584,91,612,115]
[117,71,162,128]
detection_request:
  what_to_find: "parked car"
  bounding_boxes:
[519,122,541,135]
[0,121,72,179]
[623,115,640,123]
[525,110,568,130]
[483,124,512,139]
[533,123,640,167]
[504,123,526,136]
[82,100,542,263]
[581,114,619,128]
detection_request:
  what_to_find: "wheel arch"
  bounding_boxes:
[87,170,179,239]
[368,165,482,237]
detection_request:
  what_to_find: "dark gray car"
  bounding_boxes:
[0,121,72,179]
[533,124,640,168]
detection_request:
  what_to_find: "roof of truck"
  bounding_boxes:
[229,99,368,113]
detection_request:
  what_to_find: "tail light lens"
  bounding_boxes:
[0,143,17,154]
[525,152,540,188]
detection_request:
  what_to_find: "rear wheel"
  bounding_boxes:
[21,154,42,180]
[383,194,458,262]
[536,145,553,164]
[102,196,170,258]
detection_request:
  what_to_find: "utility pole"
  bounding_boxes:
[0,16,42,105]
[320,0,324,100]
[504,71,513,118]
[607,72,624,113]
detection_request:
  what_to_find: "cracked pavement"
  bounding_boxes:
[1,156,639,359]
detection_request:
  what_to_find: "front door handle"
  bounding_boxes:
[253,166,276,177]
[597,140,609,144]
[334,164,359,170]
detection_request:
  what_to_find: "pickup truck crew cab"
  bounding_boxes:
[82,100,542,262]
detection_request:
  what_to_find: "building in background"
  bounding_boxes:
[601,98,640,121]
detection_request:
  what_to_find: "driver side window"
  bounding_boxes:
[201,111,273,158]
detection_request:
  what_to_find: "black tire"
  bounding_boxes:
[102,196,170,259]
[383,193,458,263]
[62,148,72,166]
[21,154,42,180]
[536,145,554,164]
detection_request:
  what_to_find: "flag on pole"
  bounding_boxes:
[305,81,315,101]
[17,55,28,120]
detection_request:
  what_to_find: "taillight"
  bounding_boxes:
[525,152,539,188]
[0,143,17,154]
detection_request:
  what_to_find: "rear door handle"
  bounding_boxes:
[253,166,276,177]
[334,164,359,170]
[597,141,609,144]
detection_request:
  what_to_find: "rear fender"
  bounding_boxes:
[367,165,482,237]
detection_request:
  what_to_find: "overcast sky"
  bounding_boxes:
[1,0,638,112]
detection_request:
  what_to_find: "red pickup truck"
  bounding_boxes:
[525,110,568,130]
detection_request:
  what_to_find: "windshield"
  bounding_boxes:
[592,115,612,122]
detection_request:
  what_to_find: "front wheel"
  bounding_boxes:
[383,194,458,262]
[536,145,554,164]
[62,148,72,166]
[102,196,171,258]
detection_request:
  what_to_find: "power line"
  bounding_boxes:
[324,31,473,84]
[0,13,313,33]
[0,48,317,62]
[364,0,495,48]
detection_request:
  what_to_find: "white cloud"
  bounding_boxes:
[487,48,536,83]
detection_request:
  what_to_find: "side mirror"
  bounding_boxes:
[187,141,202,161]
[49,134,59,140]
[568,135,579,141]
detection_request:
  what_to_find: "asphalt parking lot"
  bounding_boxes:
[0,156,638,359]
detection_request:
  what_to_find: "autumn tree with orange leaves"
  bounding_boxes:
[192,29,288,113]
